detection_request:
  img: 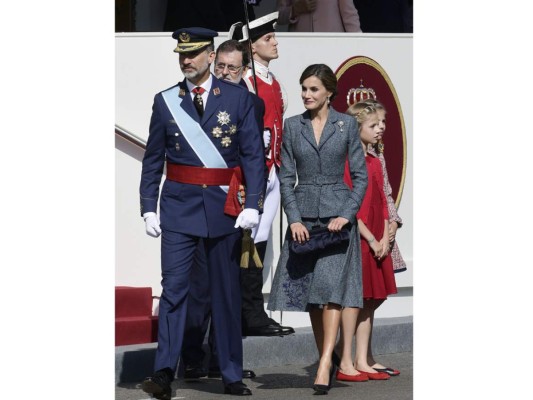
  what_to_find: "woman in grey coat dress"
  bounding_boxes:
[267,64,368,394]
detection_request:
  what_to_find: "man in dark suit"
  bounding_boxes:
[139,27,265,399]
[180,39,266,381]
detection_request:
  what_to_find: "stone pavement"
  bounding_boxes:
[115,351,412,400]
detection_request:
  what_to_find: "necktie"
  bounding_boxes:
[192,87,205,117]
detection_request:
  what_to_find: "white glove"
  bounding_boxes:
[234,208,259,229]
[143,212,162,238]
[263,129,271,149]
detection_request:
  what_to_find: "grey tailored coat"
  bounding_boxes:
[280,108,367,226]
[268,107,367,311]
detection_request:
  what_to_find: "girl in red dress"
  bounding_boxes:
[335,102,398,382]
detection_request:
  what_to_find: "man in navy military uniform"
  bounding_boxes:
[180,39,266,382]
[139,27,265,398]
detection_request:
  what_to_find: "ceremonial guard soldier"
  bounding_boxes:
[231,12,295,337]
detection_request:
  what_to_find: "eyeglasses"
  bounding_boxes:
[214,63,243,73]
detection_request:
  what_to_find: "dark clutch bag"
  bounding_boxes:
[289,227,350,255]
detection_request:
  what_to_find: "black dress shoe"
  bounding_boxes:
[268,319,295,335]
[242,369,256,379]
[184,365,208,380]
[141,368,173,400]
[243,323,290,336]
[224,381,252,395]
[208,369,256,379]
[242,323,282,336]
[278,324,295,335]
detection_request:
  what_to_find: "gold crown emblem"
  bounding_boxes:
[346,79,377,107]
[179,32,190,43]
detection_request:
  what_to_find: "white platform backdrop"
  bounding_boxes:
[116,32,413,327]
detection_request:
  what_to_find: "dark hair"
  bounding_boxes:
[299,64,338,102]
[216,40,250,67]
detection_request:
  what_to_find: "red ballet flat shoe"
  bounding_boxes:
[373,367,400,376]
[336,370,369,382]
[357,370,390,380]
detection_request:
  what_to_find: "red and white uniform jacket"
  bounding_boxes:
[244,62,287,171]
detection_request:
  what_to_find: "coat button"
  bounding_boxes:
[202,184,207,189]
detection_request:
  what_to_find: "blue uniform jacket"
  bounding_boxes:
[139,75,265,238]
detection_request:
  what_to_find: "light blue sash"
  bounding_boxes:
[162,87,229,193]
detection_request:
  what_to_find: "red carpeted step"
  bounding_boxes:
[115,286,158,346]
[115,286,153,318]
[115,316,158,346]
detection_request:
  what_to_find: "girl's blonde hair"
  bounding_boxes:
[346,101,378,125]
[346,99,386,153]
[361,98,386,112]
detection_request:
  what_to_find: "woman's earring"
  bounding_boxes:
[327,97,331,105]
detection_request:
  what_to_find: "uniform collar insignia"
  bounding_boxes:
[213,87,221,96]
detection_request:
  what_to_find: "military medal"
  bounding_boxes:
[221,137,231,147]
[229,124,237,135]
[212,126,223,138]
[217,111,230,126]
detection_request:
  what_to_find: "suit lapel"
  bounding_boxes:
[299,113,319,151]
[203,78,222,123]
[317,110,338,150]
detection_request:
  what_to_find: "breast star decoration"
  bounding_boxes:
[221,136,232,147]
[212,126,223,138]
[217,111,231,126]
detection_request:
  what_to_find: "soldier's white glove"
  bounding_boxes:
[143,212,161,238]
[263,129,271,149]
[234,208,259,229]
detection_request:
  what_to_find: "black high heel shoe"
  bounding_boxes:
[313,363,336,395]
[313,383,329,395]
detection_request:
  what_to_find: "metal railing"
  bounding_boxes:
[115,124,146,149]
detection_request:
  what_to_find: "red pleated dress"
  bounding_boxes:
[345,154,397,299]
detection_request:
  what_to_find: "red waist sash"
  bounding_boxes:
[166,163,244,217]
